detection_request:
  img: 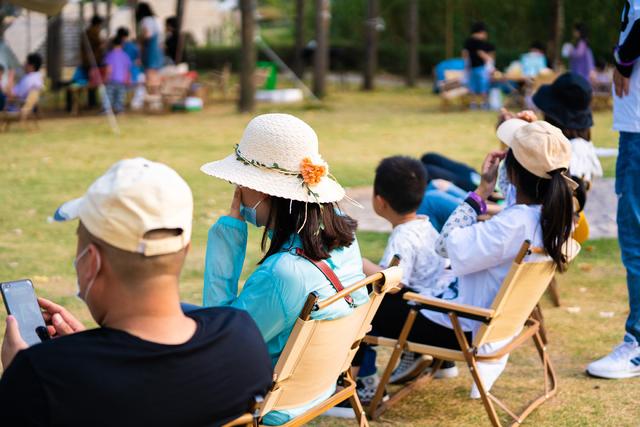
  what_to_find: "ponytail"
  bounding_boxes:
[541,170,574,272]
[505,150,574,271]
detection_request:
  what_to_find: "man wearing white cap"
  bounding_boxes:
[0,158,272,426]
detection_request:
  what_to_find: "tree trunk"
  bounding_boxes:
[445,0,454,58]
[313,0,330,99]
[549,0,565,68]
[406,0,418,87]
[106,0,112,33]
[363,0,379,91]
[238,0,256,113]
[92,0,99,16]
[46,13,63,89]
[293,0,305,78]
[175,0,186,63]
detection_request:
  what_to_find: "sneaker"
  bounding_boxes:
[425,359,459,379]
[356,374,388,406]
[587,334,640,379]
[390,351,433,384]
[323,400,356,419]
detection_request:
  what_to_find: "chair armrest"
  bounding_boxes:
[403,292,495,323]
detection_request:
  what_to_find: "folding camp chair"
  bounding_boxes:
[221,396,263,427]
[365,240,580,426]
[254,266,403,426]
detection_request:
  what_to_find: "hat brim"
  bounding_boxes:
[533,84,594,129]
[496,119,529,146]
[201,154,346,203]
[52,197,84,222]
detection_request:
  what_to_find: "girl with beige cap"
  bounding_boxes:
[199,113,369,425]
[377,120,578,399]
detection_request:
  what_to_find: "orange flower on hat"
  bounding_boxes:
[300,157,327,186]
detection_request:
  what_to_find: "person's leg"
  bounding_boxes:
[617,133,640,342]
[115,84,126,113]
[418,189,463,232]
[421,153,480,191]
[587,132,640,379]
[102,83,114,112]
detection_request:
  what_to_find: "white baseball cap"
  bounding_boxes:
[53,158,193,256]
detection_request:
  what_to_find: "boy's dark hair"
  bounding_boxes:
[374,156,427,215]
[91,15,104,26]
[530,40,545,52]
[26,53,42,71]
[116,27,130,38]
[135,2,154,22]
[574,22,588,40]
[112,35,124,47]
[471,21,487,34]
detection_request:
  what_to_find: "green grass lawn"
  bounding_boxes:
[0,87,633,426]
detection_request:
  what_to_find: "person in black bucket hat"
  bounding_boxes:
[532,72,594,130]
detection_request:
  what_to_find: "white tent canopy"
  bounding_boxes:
[7,0,68,16]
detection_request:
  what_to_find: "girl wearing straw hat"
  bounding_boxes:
[200,113,369,425]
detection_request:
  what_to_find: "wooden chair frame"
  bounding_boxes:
[365,241,564,426]
[2,90,40,132]
[254,267,402,427]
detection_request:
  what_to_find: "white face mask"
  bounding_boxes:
[73,245,101,303]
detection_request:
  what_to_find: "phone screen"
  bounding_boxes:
[1,280,48,346]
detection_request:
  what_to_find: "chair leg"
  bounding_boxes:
[449,313,502,427]
[348,393,368,427]
[547,277,561,307]
[367,309,419,420]
[530,305,548,345]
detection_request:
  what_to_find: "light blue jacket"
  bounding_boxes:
[203,216,369,424]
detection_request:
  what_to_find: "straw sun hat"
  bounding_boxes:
[200,113,345,203]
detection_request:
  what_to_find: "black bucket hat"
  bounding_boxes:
[532,72,593,130]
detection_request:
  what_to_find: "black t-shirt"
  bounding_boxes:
[0,307,272,427]
[464,37,495,68]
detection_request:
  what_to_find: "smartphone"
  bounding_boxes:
[1,279,50,346]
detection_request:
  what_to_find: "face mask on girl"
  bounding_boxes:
[240,198,265,227]
[72,245,101,302]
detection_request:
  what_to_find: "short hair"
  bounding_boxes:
[374,156,427,215]
[530,40,545,52]
[77,222,188,287]
[91,15,104,26]
[471,21,487,34]
[112,35,124,47]
[116,27,130,38]
[165,16,178,29]
[26,53,42,71]
[135,2,154,22]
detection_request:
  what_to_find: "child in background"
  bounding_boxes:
[355,156,458,404]
[102,35,132,114]
[115,27,145,110]
[7,53,43,104]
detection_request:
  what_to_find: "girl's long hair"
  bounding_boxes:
[259,197,357,263]
[505,150,574,271]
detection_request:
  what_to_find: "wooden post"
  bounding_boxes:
[46,13,63,89]
[550,0,565,68]
[106,0,112,33]
[363,0,379,91]
[175,0,186,63]
[92,0,99,16]
[313,0,330,99]
[406,0,418,87]
[293,0,305,78]
[238,0,256,113]
[445,0,454,58]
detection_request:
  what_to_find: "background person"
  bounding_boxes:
[102,34,131,114]
[135,3,164,91]
[200,113,369,425]
[463,21,495,106]
[0,158,272,426]
[587,0,640,379]
[80,15,105,108]
[4,52,43,109]
[563,23,595,81]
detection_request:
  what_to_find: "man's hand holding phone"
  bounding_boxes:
[38,297,86,337]
[1,297,85,369]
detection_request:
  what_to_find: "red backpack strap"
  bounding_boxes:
[295,248,355,307]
